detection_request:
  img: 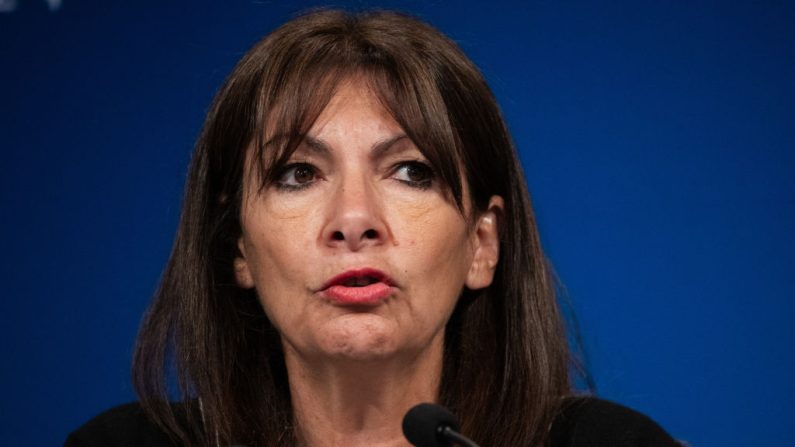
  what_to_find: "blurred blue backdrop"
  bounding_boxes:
[1,1,793,445]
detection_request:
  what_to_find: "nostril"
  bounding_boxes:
[363,229,378,239]
[332,231,345,241]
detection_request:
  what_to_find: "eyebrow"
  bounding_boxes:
[370,134,410,158]
[300,133,410,158]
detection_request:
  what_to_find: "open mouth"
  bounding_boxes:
[323,268,394,290]
[340,275,380,287]
[320,268,396,305]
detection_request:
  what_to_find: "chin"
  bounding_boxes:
[316,317,401,361]
[327,345,397,362]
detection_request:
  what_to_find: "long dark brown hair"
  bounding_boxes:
[133,9,572,446]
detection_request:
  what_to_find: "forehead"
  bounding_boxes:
[304,78,404,144]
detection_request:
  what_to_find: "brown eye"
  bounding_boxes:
[392,161,435,189]
[276,163,318,190]
[293,165,315,183]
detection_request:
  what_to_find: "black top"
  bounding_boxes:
[65,397,680,446]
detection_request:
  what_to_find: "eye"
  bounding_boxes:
[391,161,435,189]
[275,163,318,190]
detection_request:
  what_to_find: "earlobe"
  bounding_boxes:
[234,238,255,289]
[465,196,503,290]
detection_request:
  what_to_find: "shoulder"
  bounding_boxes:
[549,396,681,447]
[64,402,180,447]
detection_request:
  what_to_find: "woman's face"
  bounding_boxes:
[234,78,501,365]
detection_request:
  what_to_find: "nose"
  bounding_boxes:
[321,174,387,251]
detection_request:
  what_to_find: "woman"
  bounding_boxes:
[67,9,678,447]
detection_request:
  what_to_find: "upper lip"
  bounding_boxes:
[320,268,396,290]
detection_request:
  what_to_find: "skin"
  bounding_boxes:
[234,77,503,446]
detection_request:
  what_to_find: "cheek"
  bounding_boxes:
[393,204,473,279]
[242,231,314,334]
[241,205,319,296]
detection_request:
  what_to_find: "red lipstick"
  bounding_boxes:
[320,268,396,305]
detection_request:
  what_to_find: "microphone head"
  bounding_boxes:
[402,403,460,447]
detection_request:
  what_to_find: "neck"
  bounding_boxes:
[285,336,444,447]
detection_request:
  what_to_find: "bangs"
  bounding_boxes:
[244,31,467,213]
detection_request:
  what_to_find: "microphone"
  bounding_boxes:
[402,403,480,447]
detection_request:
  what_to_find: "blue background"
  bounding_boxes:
[1,1,793,445]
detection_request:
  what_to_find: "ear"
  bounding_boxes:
[465,195,504,290]
[234,237,255,289]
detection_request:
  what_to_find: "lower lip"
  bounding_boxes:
[322,282,394,305]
